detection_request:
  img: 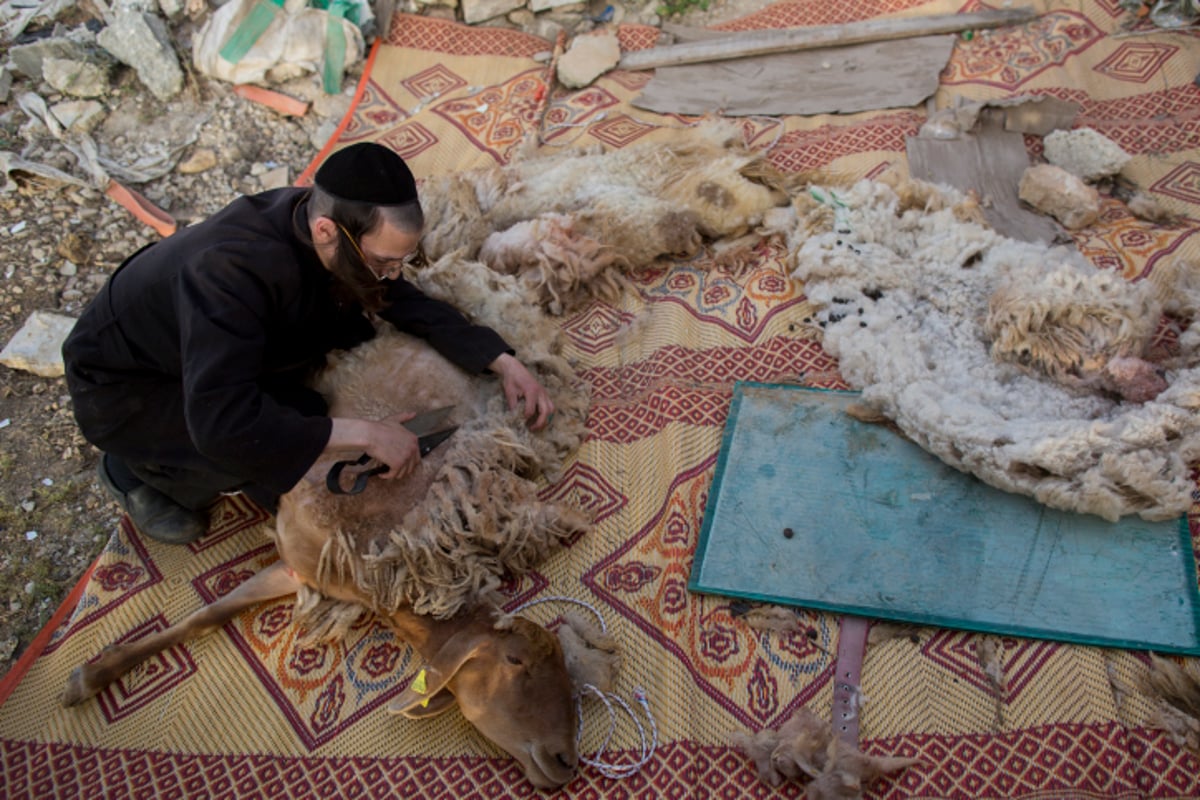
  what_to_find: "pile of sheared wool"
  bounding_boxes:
[780,178,1200,522]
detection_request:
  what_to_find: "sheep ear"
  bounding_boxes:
[388,684,458,718]
[386,631,487,718]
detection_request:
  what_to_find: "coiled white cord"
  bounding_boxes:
[514,595,658,780]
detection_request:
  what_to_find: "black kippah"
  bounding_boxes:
[313,142,418,205]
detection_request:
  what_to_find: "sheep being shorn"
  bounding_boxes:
[785,177,1200,521]
[66,253,594,789]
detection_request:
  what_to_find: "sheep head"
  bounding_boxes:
[387,613,579,789]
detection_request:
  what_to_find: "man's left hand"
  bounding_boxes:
[489,352,554,430]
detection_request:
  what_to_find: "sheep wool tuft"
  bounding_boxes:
[787,178,1200,521]
[1143,653,1200,754]
[730,707,922,795]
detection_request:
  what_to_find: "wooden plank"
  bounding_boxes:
[631,35,955,118]
[618,7,1036,71]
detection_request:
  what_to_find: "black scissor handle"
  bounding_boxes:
[326,453,388,495]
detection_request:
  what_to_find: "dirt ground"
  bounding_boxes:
[0,0,768,681]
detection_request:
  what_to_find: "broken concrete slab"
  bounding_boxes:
[1043,127,1131,182]
[634,34,955,118]
[50,100,107,133]
[9,37,95,82]
[531,0,584,13]
[1019,163,1101,230]
[907,113,1064,245]
[557,29,621,89]
[97,11,184,101]
[462,0,525,24]
[42,57,111,99]
[177,147,218,174]
[0,311,77,377]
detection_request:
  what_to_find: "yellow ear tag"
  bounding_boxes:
[413,668,431,707]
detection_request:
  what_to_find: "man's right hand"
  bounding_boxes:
[325,414,421,482]
[365,413,421,480]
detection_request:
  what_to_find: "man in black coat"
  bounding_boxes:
[63,143,553,544]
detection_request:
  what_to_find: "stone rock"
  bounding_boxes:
[42,57,111,98]
[508,8,536,26]
[177,147,219,174]
[0,311,78,378]
[56,232,93,264]
[97,11,184,101]
[260,165,291,191]
[158,0,186,19]
[533,17,566,42]
[9,37,94,82]
[1043,127,1131,182]
[49,100,107,133]
[0,69,11,104]
[532,0,585,11]
[422,3,458,19]
[1018,163,1101,230]
[463,0,525,23]
[556,30,620,89]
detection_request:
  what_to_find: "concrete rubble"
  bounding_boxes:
[0,310,77,377]
[1042,126,1132,183]
[1018,163,1101,230]
[557,29,622,88]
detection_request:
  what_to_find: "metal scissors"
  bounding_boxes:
[325,405,457,495]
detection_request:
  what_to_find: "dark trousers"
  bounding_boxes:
[70,373,327,514]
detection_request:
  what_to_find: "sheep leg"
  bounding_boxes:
[62,560,302,706]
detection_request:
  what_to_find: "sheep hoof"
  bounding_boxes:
[62,666,99,707]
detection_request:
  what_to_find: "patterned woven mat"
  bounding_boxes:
[4,2,1200,797]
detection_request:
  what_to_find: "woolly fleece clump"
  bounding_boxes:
[785,179,1200,521]
[418,121,794,314]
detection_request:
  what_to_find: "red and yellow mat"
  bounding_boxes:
[3,2,1200,797]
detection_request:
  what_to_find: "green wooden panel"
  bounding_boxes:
[690,382,1200,654]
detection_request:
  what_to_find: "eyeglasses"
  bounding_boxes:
[335,221,419,281]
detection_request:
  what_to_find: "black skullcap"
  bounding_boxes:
[313,142,418,205]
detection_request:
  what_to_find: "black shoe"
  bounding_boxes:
[96,455,209,545]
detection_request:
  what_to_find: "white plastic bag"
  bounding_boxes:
[192,0,365,86]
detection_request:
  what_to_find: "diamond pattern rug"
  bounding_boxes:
[3,3,1199,797]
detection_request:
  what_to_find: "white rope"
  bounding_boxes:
[514,595,658,780]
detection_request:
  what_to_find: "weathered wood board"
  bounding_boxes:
[632,35,956,117]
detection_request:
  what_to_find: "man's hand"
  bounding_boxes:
[327,413,421,482]
[366,412,422,479]
[489,352,554,430]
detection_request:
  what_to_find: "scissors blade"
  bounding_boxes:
[403,405,456,437]
[418,426,457,456]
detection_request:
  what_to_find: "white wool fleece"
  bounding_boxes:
[790,179,1200,521]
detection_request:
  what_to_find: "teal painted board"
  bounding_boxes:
[689,382,1200,655]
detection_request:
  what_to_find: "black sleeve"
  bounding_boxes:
[376,276,513,374]
[176,255,331,495]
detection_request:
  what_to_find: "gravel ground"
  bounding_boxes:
[0,0,770,680]
[0,15,351,677]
